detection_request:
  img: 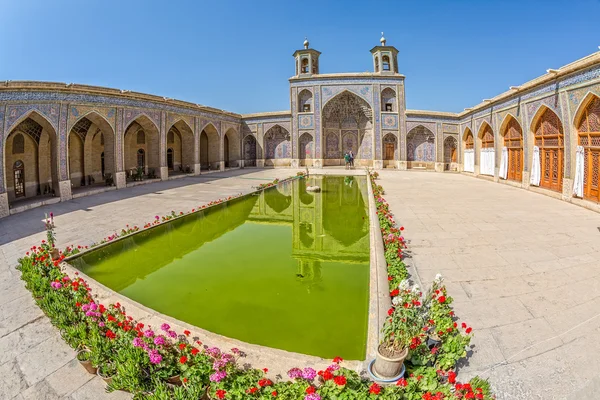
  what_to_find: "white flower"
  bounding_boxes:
[434,273,444,283]
[399,280,410,290]
[411,285,420,294]
[392,296,401,306]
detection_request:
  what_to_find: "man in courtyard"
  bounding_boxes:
[344,152,350,169]
[349,151,355,168]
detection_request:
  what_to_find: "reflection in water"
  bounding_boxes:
[71,176,370,359]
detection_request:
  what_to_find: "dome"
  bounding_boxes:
[380,32,386,46]
[303,37,309,49]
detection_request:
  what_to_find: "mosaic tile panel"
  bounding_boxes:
[442,123,459,133]
[123,109,161,131]
[167,113,194,131]
[406,121,436,134]
[526,95,562,123]
[568,85,600,118]
[58,104,68,180]
[382,114,398,129]
[116,108,124,171]
[68,106,116,131]
[0,91,240,123]
[0,107,4,192]
[314,88,321,158]
[298,114,314,129]
[299,132,313,159]
[264,125,291,159]
[5,104,60,133]
[374,84,381,159]
[322,85,373,108]
[360,132,373,159]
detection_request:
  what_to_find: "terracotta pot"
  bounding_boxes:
[427,333,442,349]
[167,375,182,386]
[97,367,115,385]
[50,248,60,260]
[76,349,97,375]
[373,345,408,379]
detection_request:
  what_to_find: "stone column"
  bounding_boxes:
[397,82,406,170]
[0,109,8,218]
[313,86,323,168]
[492,111,500,182]
[58,104,72,201]
[193,117,201,175]
[114,108,126,189]
[560,90,574,200]
[159,111,168,180]
[218,123,225,171]
[521,100,531,188]
[434,123,444,172]
[373,83,383,169]
[257,123,265,167]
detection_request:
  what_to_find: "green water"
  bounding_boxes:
[71,176,370,360]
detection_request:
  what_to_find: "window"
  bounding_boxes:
[167,148,174,170]
[301,58,309,73]
[12,133,25,154]
[303,104,311,112]
[13,160,25,198]
[136,130,145,144]
[375,56,379,72]
[137,149,145,168]
[312,59,318,74]
[382,55,390,71]
[385,103,393,112]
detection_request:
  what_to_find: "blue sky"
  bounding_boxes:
[1,0,599,114]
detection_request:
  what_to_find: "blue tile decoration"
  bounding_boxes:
[382,113,398,129]
[322,85,373,108]
[298,114,314,129]
[5,104,60,133]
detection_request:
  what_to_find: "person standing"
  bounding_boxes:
[344,152,350,170]
[349,150,355,168]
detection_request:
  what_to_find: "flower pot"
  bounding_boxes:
[372,345,408,379]
[76,349,97,375]
[427,333,442,349]
[97,367,115,385]
[50,248,60,261]
[167,375,182,386]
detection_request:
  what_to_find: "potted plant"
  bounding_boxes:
[372,289,422,380]
[97,363,117,385]
[77,349,97,375]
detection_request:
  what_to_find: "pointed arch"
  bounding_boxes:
[298,89,313,113]
[243,135,257,167]
[167,119,194,175]
[463,127,475,173]
[200,123,220,170]
[224,127,241,168]
[574,92,600,201]
[4,110,59,204]
[381,88,397,112]
[200,122,220,137]
[443,136,458,164]
[531,105,564,192]
[382,133,397,164]
[500,114,523,182]
[299,132,314,166]
[264,125,291,165]
[123,115,160,179]
[406,125,435,168]
[477,121,495,176]
[70,111,116,187]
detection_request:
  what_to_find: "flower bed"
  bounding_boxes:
[15,171,495,399]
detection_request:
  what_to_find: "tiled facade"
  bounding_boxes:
[2,41,600,216]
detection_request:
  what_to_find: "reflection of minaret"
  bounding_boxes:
[296,260,322,293]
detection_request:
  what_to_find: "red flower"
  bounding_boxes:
[263,368,269,373]
[105,330,116,339]
[247,387,258,394]
[396,378,407,387]
[258,378,272,387]
[272,391,278,397]
[333,356,343,364]
[216,389,226,399]
[466,327,472,334]
[305,386,315,394]
[179,343,186,350]
[387,308,394,316]
[183,377,188,383]
[322,370,333,381]
[461,322,467,329]
[400,226,404,231]
[387,276,393,281]
[438,296,446,303]
[179,356,187,364]
[448,371,457,384]
[183,330,191,336]
[333,375,347,386]
[369,383,381,395]
[191,348,199,355]
[390,289,399,297]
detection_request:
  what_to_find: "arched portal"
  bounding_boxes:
[224,128,241,168]
[501,116,523,182]
[68,112,115,189]
[443,136,458,171]
[407,126,435,169]
[167,120,194,175]
[322,91,373,166]
[532,107,564,192]
[575,94,600,201]
[382,133,397,167]
[478,122,495,176]
[463,128,474,173]
[200,123,220,170]
[243,135,257,167]
[124,115,159,180]
[299,132,314,166]
[264,125,291,166]
[4,112,59,205]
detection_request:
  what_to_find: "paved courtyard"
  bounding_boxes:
[378,171,600,400]
[1,169,599,399]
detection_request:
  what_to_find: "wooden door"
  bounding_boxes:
[541,148,563,192]
[384,143,395,160]
[584,149,600,200]
[13,161,25,198]
[507,148,523,181]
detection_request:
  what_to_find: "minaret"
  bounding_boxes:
[293,38,321,76]
[370,32,399,74]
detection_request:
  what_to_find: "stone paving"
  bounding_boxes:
[2,168,599,399]
[0,169,301,399]
[378,170,600,400]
